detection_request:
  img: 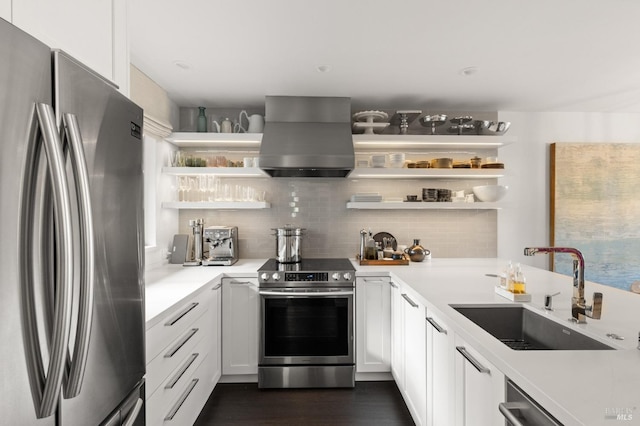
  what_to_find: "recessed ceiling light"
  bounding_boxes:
[317,65,332,73]
[459,66,479,77]
[173,61,192,70]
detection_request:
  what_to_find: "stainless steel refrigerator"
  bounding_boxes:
[0,18,146,426]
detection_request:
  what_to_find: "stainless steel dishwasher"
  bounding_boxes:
[499,379,563,425]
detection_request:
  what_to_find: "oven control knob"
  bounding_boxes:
[343,272,353,281]
[260,272,270,281]
[332,272,341,281]
[271,272,281,281]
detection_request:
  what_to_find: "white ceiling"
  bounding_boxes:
[129,0,640,113]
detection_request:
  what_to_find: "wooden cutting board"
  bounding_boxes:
[359,254,409,266]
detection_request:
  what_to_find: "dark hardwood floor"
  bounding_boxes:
[194,381,415,426]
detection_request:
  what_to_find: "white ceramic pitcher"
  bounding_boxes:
[237,110,264,133]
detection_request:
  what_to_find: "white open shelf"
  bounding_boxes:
[346,201,501,210]
[162,167,268,177]
[347,168,505,179]
[351,134,513,150]
[164,132,513,151]
[166,132,262,148]
[161,201,271,210]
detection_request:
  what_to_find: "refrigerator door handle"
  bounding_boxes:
[61,113,95,399]
[34,103,75,418]
[122,398,144,426]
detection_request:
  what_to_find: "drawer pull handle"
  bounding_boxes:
[363,278,386,283]
[228,280,256,286]
[401,293,418,308]
[165,353,199,390]
[498,402,528,426]
[389,281,398,289]
[164,328,199,358]
[456,346,490,374]
[426,317,447,334]
[165,302,199,326]
[164,378,199,421]
[211,283,222,290]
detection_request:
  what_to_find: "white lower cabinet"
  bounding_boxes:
[356,276,391,373]
[222,277,260,376]
[454,335,505,426]
[145,279,222,426]
[426,311,454,426]
[390,280,427,426]
[390,281,404,389]
[402,290,427,426]
[208,281,223,385]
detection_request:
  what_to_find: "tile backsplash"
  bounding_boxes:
[176,177,497,259]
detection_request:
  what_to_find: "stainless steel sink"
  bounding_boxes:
[451,304,613,351]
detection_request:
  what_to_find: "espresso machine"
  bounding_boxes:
[202,226,238,266]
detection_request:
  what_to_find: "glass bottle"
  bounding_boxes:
[506,261,515,292]
[512,264,527,294]
[197,106,207,132]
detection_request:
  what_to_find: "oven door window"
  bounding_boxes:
[263,296,350,357]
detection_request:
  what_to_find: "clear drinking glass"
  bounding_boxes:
[222,184,232,201]
[188,177,198,201]
[178,176,188,201]
[198,176,207,201]
[176,151,186,167]
[207,175,216,201]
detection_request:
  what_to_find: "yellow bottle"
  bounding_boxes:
[512,264,526,294]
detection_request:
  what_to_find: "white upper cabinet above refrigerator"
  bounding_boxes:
[11,0,129,94]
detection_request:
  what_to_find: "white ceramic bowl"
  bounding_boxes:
[370,155,386,168]
[387,152,406,168]
[472,185,508,202]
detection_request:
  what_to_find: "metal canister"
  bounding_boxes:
[273,225,305,263]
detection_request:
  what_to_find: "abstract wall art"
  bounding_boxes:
[551,142,640,292]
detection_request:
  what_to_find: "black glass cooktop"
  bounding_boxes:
[258,258,355,273]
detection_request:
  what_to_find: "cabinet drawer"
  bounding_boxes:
[147,306,209,397]
[146,290,210,363]
[146,337,209,426]
[155,351,214,426]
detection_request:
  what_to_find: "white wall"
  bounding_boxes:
[498,111,640,270]
[129,65,180,270]
[176,177,498,259]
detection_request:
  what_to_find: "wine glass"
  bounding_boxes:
[198,176,207,202]
[178,176,188,201]
[207,175,216,201]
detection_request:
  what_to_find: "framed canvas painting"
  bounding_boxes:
[551,142,640,292]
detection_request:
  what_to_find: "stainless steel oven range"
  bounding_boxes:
[258,258,356,388]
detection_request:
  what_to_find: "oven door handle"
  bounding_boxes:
[259,290,354,297]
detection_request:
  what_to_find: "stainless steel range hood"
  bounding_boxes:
[259,96,354,177]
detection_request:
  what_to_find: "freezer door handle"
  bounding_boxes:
[122,398,144,426]
[61,113,96,398]
[30,103,75,418]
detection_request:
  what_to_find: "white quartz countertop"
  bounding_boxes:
[145,259,265,329]
[145,258,640,425]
